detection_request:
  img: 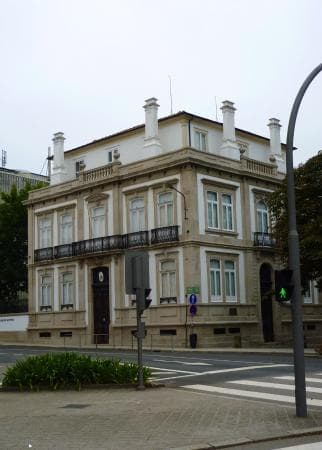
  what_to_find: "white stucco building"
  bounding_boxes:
[25,98,321,348]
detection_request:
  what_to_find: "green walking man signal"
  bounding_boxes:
[274,269,294,303]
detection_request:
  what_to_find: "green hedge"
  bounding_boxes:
[1,352,152,391]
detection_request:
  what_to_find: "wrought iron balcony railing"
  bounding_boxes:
[124,231,149,248]
[151,225,179,244]
[34,247,53,262]
[54,244,73,259]
[253,232,275,247]
[34,225,179,262]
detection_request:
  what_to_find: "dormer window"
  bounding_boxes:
[75,159,85,177]
[194,130,207,151]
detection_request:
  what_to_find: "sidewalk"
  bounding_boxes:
[0,341,320,357]
[0,385,322,450]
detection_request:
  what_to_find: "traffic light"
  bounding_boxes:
[136,288,152,315]
[275,269,294,302]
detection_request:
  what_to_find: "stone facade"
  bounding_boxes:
[25,99,322,348]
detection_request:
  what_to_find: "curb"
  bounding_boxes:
[169,426,322,449]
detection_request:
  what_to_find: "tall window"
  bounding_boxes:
[158,192,174,227]
[224,261,236,300]
[256,200,268,233]
[91,206,105,238]
[222,194,233,231]
[206,190,234,231]
[40,275,52,307]
[160,260,176,299]
[194,130,207,151]
[210,259,221,300]
[130,198,145,232]
[39,217,52,248]
[60,213,73,244]
[61,272,73,306]
[207,192,219,229]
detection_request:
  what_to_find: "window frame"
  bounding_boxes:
[207,253,239,303]
[157,191,174,227]
[156,253,179,304]
[209,258,222,302]
[38,215,53,249]
[204,185,236,233]
[39,271,53,311]
[58,210,74,245]
[75,159,85,177]
[60,270,74,309]
[256,199,269,234]
[194,128,208,151]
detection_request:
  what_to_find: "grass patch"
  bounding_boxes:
[1,352,152,391]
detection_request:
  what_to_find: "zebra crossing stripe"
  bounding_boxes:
[229,379,322,394]
[182,384,322,407]
[276,376,322,383]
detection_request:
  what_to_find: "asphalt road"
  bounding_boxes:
[1,346,322,413]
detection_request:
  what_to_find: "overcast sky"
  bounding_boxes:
[0,0,321,174]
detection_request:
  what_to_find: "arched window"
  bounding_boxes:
[256,200,268,233]
[157,192,174,227]
[130,198,145,232]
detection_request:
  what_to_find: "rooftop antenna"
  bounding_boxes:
[47,146,53,179]
[169,75,173,115]
[1,150,7,168]
[215,96,218,121]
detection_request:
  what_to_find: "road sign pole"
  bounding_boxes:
[136,288,145,391]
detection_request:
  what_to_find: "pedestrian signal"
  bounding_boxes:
[274,269,294,303]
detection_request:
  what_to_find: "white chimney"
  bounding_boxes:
[51,132,66,185]
[267,118,285,172]
[220,100,240,160]
[143,97,161,155]
[268,118,282,156]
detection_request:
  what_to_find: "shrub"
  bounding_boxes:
[2,352,152,391]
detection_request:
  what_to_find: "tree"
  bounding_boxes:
[268,152,322,291]
[0,182,47,313]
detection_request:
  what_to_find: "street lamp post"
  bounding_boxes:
[286,63,322,418]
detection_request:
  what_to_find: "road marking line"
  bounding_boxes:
[153,359,211,366]
[148,366,198,375]
[229,379,322,394]
[152,371,178,375]
[276,376,322,383]
[182,384,322,407]
[153,363,291,382]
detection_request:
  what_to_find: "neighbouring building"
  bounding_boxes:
[0,167,48,195]
[25,98,321,348]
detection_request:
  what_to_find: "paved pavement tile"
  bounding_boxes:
[0,387,322,450]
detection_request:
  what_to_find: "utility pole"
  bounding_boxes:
[286,63,322,417]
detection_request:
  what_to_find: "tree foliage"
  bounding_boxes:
[268,152,322,291]
[0,182,47,313]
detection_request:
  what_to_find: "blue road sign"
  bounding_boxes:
[189,294,197,305]
[189,304,197,315]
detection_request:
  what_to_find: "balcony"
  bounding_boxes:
[253,232,275,248]
[123,231,149,248]
[34,225,179,262]
[54,244,73,259]
[151,225,179,244]
[34,247,53,262]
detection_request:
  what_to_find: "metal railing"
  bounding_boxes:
[151,225,179,244]
[253,232,275,247]
[34,225,179,262]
